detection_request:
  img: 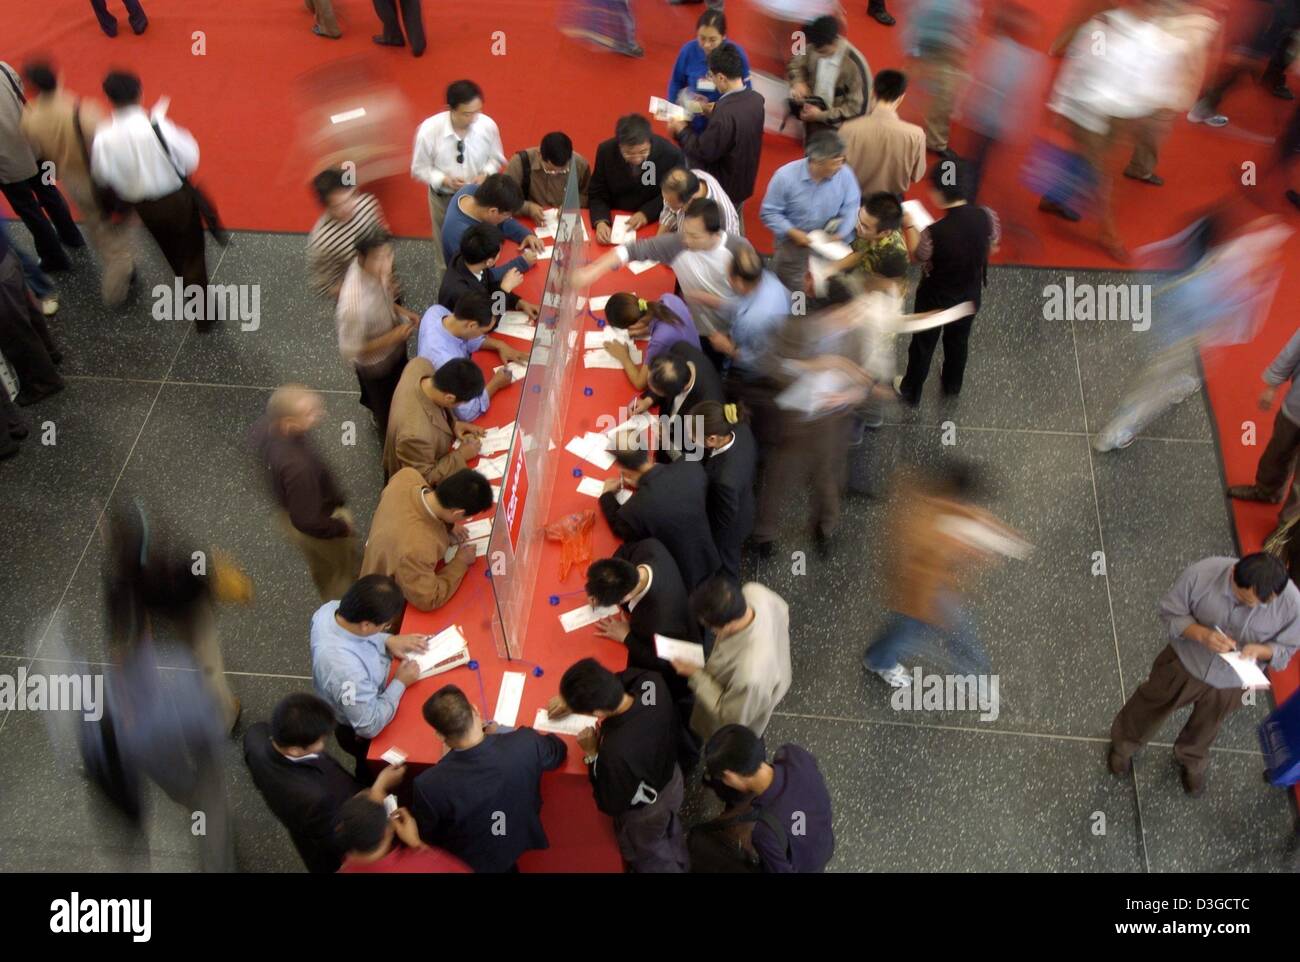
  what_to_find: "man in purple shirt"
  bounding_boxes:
[703,724,834,872]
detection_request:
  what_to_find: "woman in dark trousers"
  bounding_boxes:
[688,400,757,580]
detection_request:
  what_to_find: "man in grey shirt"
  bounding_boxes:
[1228,326,1300,517]
[1108,553,1300,796]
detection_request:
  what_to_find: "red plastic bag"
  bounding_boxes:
[544,510,595,581]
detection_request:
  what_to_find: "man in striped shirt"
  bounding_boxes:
[658,167,740,237]
[335,232,419,437]
[307,169,392,299]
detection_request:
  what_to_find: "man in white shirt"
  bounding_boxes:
[91,71,210,324]
[410,79,506,282]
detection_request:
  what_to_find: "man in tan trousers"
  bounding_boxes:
[19,61,135,304]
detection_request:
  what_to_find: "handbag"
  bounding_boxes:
[149,120,229,246]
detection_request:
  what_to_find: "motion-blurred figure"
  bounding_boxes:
[561,0,645,59]
[904,0,983,158]
[862,462,1027,689]
[746,0,843,77]
[372,0,426,56]
[1189,0,1298,126]
[1094,207,1293,452]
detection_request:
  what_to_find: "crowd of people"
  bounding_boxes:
[6,0,1300,872]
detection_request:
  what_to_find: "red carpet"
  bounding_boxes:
[7,1,1299,712]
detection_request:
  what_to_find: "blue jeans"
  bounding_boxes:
[863,606,989,675]
[0,221,53,298]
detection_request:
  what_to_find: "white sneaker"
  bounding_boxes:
[892,374,904,396]
[41,297,58,316]
[1187,105,1228,127]
[874,663,913,688]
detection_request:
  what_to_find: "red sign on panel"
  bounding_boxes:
[502,437,529,553]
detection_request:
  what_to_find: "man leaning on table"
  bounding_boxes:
[1108,553,1300,797]
[361,466,494,610]
[309,575,430,782]
[382,357,486,486]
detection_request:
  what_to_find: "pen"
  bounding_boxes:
[1213,624,1238,653]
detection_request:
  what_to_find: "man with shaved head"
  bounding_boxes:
[250,385,360,600]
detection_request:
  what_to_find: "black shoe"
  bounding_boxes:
[100,19,120,37]
[39,257,72,273]
[617,43,645,58]
[60,232,86,248]
[1289,190,1300,211]
[130,16,148,35]
[8,421,29,440]
[0,438,18,460]
[1107,744,1130,776]
[868,5,896,25]
[754,540,774,559]
[1226,484,1283,504]
[15,382,64,406]
[1267,81,1294,100]
[1178,763,1205,798]
[372,34,405,47]
[813,529,832,559]
[1123,170,1164,186]
[1038,197,1081,222]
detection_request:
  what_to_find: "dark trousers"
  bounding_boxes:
[90,0,148,34]
[356,352,407,438]
[135,188,209,318]
[754,408,852,542]
[1255,407,1300,499]
[0,377,24,458]
[0,250,63,403]
[612,765,689,873]
[899,314,976,406]
[334,723,376,786]
[1110,645,1243,778]
[1201,4,1299,108]
[372,0,426,55]
[0,176,82,270]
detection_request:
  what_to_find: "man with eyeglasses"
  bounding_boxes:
[412,79,506,283]
[504,131,591,222]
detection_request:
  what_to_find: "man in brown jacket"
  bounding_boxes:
[20,62,135,304]
[361,466,494,611]
[382,357,487,484]
[787,16,871,139]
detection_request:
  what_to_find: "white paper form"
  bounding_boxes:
[533,708,600,736]
[494,361,528,380]
[584,346,642,368]
[493,671,527,727]
[589,295,613,312]
[627,260,657,275]
[496,315,537,341]
[560,603,620,632]
[654,634,706,668]
[478,422,516,455]
[1219,651,1271,688]
[576,476,607,497]
[565,433,616,470]
[475,453,508,481]
[902,199,935,231]
[407,624,469,678]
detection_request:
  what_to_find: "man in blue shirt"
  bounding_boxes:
[416,291,526,421]
[441,174,544,282]
[759,131,860,294]
[309,574,429,781]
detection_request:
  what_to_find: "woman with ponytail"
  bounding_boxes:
[688,399,757,579]
[602,291,701,390]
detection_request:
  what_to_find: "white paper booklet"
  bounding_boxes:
[478,422,516,455]
[560,603,620,632]
[806,229,852,261]
[407,625,470,679]
[533,708,600,736]
[649,96,691,123]
[902,199,934,231]
[1219,651,1271,688]
[654,634,706,668]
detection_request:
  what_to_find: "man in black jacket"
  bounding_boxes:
[641,340,725,460]
[412,685,567,872]
[549,659,688,872]
[243,693,403,873]
[599,445,721,590]
[589,114,684,244]
[586,539,705,770]
[668,43,765,222]
[436,223,540,319]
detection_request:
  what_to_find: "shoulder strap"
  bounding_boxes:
[73,100,94,168]
[149,120,187,183]
[515,149,532,202]
[2,64,25,105]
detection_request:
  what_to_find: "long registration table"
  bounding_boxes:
[367,211,676,871]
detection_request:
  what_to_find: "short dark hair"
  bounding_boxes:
[334,795,390,855]
[703,724,766,781]
[707,42,745,81]
[691,575,749,628]
[270,693,338,748]
[437,469,494,515]
[338,574,406,626]
[102,71,142,107]
[872,69,907,102]
[432,358,486,402]
[931,158,970,203]
[874,247,910,279]
[585,557,639,606]
[446,79,483,109]
[23,61,57,94]
[423,684,475,739]
[1234,553,1289,602]
[649,354,690,398]
[615,113,652,148]
[474,174,523,214]
[805,15,840,48]
[863,192,904,232]
[312,168,348,206]
[453,290,494,327]
[684,197,721,233]
[539,131,573,167]
[559,658,625,714]
[355,230,392,260]
[611,444,651,472]
[459,223,504,264]
[730,246,763,284]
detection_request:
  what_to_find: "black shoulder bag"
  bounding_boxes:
[150,120,229,246]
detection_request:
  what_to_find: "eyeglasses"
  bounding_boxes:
[455,139,465,164]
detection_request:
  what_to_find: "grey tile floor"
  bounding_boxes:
[0,227,1294,873]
